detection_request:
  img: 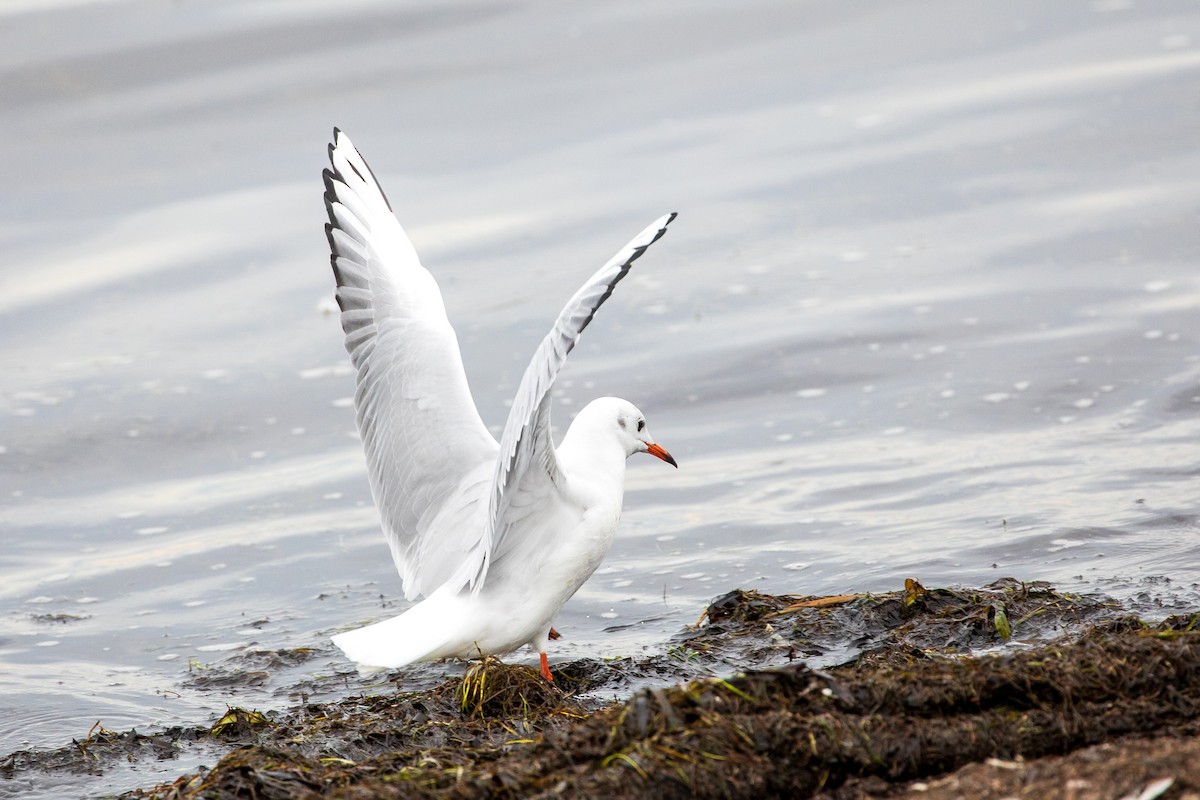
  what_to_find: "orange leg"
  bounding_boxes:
[539,652,553,682]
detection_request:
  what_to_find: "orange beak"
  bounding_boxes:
[645,442,678,468]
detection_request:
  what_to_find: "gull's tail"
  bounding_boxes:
[331,588,464,669]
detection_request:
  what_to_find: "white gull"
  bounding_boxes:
[321,129,677,681]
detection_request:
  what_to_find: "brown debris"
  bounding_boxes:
[124,616,1200,799]
[830,736,1200,799]
[5,580,1197,800]
[768,594,859,615]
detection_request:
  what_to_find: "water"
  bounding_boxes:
[3,0,1200,794]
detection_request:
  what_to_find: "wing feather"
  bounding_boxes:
[471,212,677,592]
[324,129,498,600]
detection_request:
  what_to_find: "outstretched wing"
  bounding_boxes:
[323,129,498,600]
[469,212,677,593]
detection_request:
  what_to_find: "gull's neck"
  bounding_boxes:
[556,419,629,504]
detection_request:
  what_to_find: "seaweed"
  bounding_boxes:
[5,579,1198,800]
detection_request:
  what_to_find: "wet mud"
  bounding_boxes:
[5,579,1199,799]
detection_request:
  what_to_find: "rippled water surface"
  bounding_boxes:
[3,0,1200,795]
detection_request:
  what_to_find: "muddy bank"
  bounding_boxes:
[836,736,1200,800]
[5,579,1199,799]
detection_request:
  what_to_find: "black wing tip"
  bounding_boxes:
[650,212,677,244]
[322,169,348,221]
[326,128,360,298]
[333,286,350,313]
[330,257,353,302]
[323,189,336,217]
[326,131,364,182]
[355,143,394,213]
[326,128,395,213]
[575,211,678,334]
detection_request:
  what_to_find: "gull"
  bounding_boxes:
[321,129,677,681]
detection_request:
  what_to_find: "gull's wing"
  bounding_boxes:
[470,212,677,592]
[323,129,498,600]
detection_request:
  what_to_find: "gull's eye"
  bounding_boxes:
[637,419,645,432]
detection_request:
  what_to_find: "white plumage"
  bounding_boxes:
[321,130,677,679]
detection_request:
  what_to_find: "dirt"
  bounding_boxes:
[4,578,1199,799]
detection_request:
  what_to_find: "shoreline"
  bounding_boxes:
[5,579,1198,799]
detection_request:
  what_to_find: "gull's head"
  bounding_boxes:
[579,397,677,467]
